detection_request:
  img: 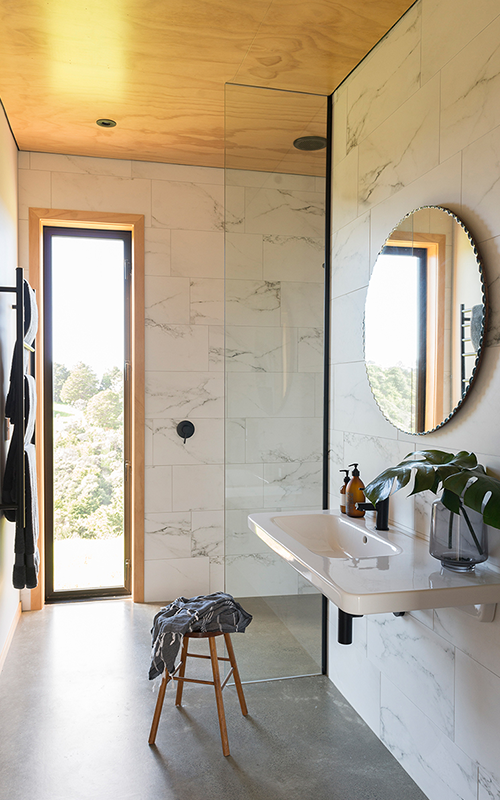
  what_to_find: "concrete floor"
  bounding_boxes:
[0,599,428,800]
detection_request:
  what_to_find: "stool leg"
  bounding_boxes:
[209,635,230,756]
[148,671,171,745]
[224,633,248,716]
[175,636,190,707]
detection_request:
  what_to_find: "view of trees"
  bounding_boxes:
[366,362,414,431]
[53,362,124,541]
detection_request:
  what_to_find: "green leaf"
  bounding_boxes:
[441,488,460,514]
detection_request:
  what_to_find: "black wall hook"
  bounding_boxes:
[176,420,195,444]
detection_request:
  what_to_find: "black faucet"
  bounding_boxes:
[356,497,389,530]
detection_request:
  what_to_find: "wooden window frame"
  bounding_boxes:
[28,208,145,608]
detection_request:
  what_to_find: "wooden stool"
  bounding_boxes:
[148,631,248,756]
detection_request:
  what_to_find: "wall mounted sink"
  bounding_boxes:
[248,509,500,615]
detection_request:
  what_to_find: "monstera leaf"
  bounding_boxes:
[364,449,500,531]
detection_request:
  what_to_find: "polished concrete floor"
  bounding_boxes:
[0,599,428,800]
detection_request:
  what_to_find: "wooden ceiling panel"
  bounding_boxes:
[0,0,415,172]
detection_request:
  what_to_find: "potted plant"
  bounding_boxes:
[364,450,500,572]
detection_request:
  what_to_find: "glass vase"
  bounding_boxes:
[429,498,488,572]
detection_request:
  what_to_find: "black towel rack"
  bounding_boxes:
[0,267,27,529]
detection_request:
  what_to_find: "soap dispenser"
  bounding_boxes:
[346,463,366,518]
[339,469,350,514]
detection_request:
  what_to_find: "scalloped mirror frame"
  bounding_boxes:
[364,206,488,435]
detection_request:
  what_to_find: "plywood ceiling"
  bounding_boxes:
[0,0,414,172]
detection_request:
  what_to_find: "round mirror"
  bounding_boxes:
[364,206,487,434]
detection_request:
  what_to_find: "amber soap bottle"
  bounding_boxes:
[346,463,366,518]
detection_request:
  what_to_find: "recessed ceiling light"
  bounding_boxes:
[96,118,117,128]
[293,135,327,151]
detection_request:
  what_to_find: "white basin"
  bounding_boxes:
[248,509,500,615]
[271,513,402,560]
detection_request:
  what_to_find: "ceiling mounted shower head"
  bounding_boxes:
[293,135,327,151]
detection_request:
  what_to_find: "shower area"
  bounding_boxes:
[224,84,329,680]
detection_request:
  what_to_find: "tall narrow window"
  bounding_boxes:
[43,227,131,600]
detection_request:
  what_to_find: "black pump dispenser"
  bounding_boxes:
[349,463,360,477]
[339,469,350,514]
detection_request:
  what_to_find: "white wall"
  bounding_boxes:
[18,153,225,603]
[0,105,20,664]
[329,2,500,798]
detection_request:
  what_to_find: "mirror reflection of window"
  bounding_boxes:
[364,206,486,435]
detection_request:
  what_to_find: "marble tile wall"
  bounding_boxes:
[18,152,225,603]
[225,169,326,598]
[329,1,500,798]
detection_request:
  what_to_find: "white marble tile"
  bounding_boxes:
[18,168,51,220]
[476,236,500,346]
[455,650,500,775]
[208,325,224,372]
[189,278,224,325]
[209,556,225,594]
[244,187,325,237]
[145,323,208,372]
[30,152,132,177]
[358,75,440,211]
[441,15,500,162]
[298,328,323,373]
[145,276,190,325]
[170,229,224,278]
[225,418,246,464]
[331,212,370,297]
[144,512,192,560]
[224,185,245,232]
[225,325,297,373]
[422,0,499,85]
[144,227,171,276]
[153,418,224,466]
[145,372,223,418]
[328,611,381,735]
[479,767,500,800]
[226,169,317,191]
[226,372,316,418]
[367,613,455,736]
[224,232,263,280]
[145,466,172,513]
[281,282,324,328]
[434,605,500,680]
[18,151,30,169]
[18,219,29,270]
[225,280,281,326]
[346,3,421,151]
[462,126,500,243]
[331,148,358,231]
[145,419,154,466]
[262,235,325,283]
[328,430,345,508]
[191,510,224,557]
[172,464,224,512]
[225,464,265,510]
[144,556,210,603]
[380,678,477,800]
[132,161,223,184]
[246,417,323,463]
[407,608,434,630]
[314,371,324,418]
[263,461,323,509]
[225,553,299,598]
[333,84,348,167]
[225,509,270,556]
[369,154,462,267]
[51,173,152,224]
[331,288,366,364]
[152,180,223,231]
[332,361,399,439]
